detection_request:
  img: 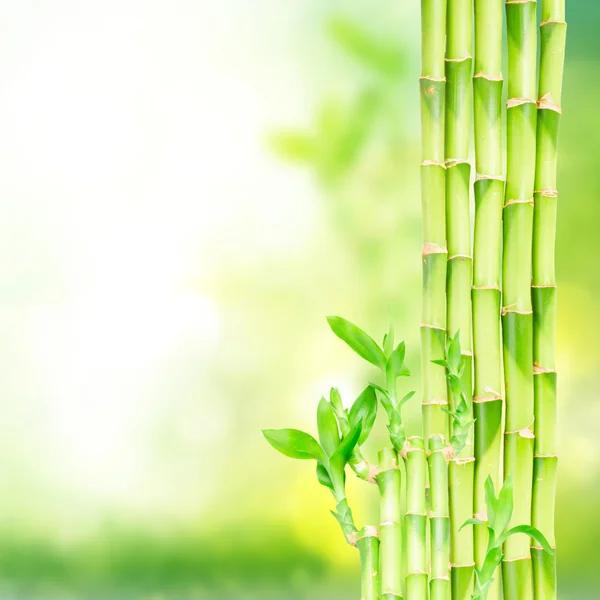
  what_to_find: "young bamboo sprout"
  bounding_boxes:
[532,3,566,598]
[502,0,538,596]
[433,332,475,599]
[472,2,504,598]
[328,317,416,600]
[263,392,377,599]
[461,477,554,600]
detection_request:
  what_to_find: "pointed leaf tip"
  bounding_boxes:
[327,316,386,369]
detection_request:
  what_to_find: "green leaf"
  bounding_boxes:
[262,429,325,461]
[317,397,341,456]
[431,359,449,369]
[330,387,344,413]
[386,341,406,379]
[387,410,406,452]
[480,546,503,583]
[316,462,334,490]
[332,421,363,463]
[327,316,386,369]
[460,517,489,531]
[383,324,394,356]
[498,525,554,555]
[494,475,514,536]
[371,383,394,417]
[348,386,378,445]
[447,331,462,373]
[398,390,416,408]
[484,476,498,530]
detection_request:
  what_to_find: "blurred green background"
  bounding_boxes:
[0,1,597,598]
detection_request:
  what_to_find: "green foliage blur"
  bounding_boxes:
[0,1,599,598]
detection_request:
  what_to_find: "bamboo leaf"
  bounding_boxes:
[398,390,416,408]
[386,341,406,379]
[262,429,325,461]
[479,546,503,583]
[348,385,378,445]
[494,475,514,536]
[459,517,489,531]
[317,397,341,456]
[498,525,554,555]
[316,462,334,490]
[327,316,386,369]
[383,324,395,356]
[331,421,363,463]
[484,475,498,530]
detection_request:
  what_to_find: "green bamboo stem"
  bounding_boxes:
[445,2,474,597]
[502,0,538,597]
[472,3,504,599]
[420,0,448,445]
[428,435,450,600]
[378,448,403,600]
[403,437,428,600]
[532,2,566,598]
[357,526,381,600]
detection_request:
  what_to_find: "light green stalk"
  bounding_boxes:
[420,0,448,443]
[403,437,428,600]
[357,527,381,600]
[502,0,538,597]
[428,435,450,600]
[532,2,566,598]
[378,448,403,600]
[445,2,474,598]
[472,2,504,597]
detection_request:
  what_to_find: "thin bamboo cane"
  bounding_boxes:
[403,437,428,600]
[532,2,566,598]
[357,526,381,600]
[472,3,504,598]
[445,1,474,597]
[378,448,404,600]
[502,0,538,597]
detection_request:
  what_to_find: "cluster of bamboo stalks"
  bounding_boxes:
[264,1,566,599]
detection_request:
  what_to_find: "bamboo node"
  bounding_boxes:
[420,322,446,331]
[474,71,503,82]
[442,445,456,462]
[533,363,557,375]
[452,456,475,466]
[507,97,536,109]
[420,75,446,83]
[503,555,533,563]
[504,197,534,207]
[430,575,451,581]
[535,188,558,198]
[422,399,449,406]
[448,253,472,261]
[445,158,470,168]
[532,544,557,551]
[541,19,567,26]
[472,284,501,292]
[474,512,488,521]
[445,54,472,63]
[531,283,557,289]
[473,395,502,403]
[421,160,446,168]
[380,520,401,527]
[501,305,533,316]
[538,93,562,114]
[451,562,476,568]
[475,173,504,182]
[506,0,536,4]
[422,242,447,256]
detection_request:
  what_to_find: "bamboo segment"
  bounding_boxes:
[357,527,381,600]
[472,3,504,600]
[404,437,428,600]
[445,2,474,597]
[502,0,538,597]
[428,435,450,600]
[532,2,566,598]
[378,448,404,600]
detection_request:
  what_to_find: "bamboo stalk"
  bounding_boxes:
[472,3,504,598]
[502,0,538,597]
[532,2,566,598]
[403,437,428,600]
[445,1,474,598]
[378,448,403,600]
[428,435,450,600]
[357,526,381,600]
